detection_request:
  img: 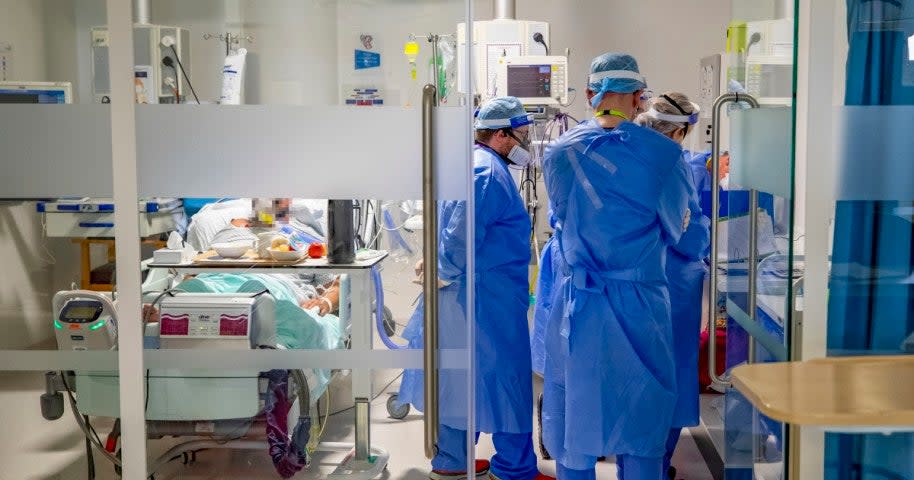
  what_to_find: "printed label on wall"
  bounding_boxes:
[355,50,381,70]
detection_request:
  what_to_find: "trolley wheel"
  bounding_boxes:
[387,394,410,420]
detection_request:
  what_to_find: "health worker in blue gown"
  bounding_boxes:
[532,211,560,377]
[540,52,693,480]
[636,92,711,479]
[397,97,551,480]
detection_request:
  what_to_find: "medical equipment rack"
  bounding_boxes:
[148,253,392,480]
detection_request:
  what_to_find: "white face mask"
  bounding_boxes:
[507,144,533,169]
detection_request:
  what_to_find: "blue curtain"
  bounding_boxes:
[826,1,914,478]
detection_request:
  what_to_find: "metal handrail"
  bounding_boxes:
[708,92,760,391]
[422,84,440,459]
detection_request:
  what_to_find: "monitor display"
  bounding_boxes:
[506,65,552,98]
[0,88,68,104]
[64,306,100,320]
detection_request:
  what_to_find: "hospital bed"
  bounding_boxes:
[37,197,185,238]
[36,197,186,291]
[42,251,392,479]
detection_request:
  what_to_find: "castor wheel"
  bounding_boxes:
[387,394,410,419]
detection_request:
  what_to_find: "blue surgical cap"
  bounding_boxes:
[588,52,647,109]
[474,96,532,130]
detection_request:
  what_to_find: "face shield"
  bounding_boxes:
[638,90,654,115]
[645,94,701,130]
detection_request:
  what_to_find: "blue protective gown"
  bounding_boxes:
[398,143,534,434]
[540,120,692,473]
[686,151,712,194]
[661,151,711,476]
[668,150,711,429]
[531,211,560,376]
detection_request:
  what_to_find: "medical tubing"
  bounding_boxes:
[373,266,400,350]
[61,372,122,467]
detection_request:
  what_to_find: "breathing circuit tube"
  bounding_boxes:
[373,266,402,350]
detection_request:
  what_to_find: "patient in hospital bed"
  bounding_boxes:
[185,198,326,252]
[182,197,337,312]
[143,271,345,400]
[151,198,344,398]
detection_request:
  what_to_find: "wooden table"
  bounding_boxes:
[731,355,914,432]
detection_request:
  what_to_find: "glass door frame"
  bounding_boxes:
[102,0,479,477]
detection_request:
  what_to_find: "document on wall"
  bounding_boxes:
[486,44,521,97]
[717,210,778,262]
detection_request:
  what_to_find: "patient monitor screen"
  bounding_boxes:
[506,65,552,98]
[0,89,68,104]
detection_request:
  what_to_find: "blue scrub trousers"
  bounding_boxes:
[555,456,661,480]
[433,424,539,480]
[662,428,681,476]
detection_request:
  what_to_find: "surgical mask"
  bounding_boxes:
[719,174,730,190]
[507,144,533,168]
[506,130,533,168]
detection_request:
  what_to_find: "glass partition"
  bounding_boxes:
[700,1,799,479]
[0,1,125,477]
[823,0,914,477]
[104,0,478,477]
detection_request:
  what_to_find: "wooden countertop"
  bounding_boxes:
[731,355,914,429]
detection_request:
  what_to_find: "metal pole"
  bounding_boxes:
[133,0,150,24]
[748,188,761,462]
[494,0,516,20]
[430,35,441,106]
[708,92,760,392]
[354,398,371,460]
[422,84,440,459]
[748,189,759,365]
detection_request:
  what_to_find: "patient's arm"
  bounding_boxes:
[142,304,160,324]
[301,283,340,315]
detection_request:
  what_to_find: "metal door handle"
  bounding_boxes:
[422,84,440,459]
[708,93,760,391]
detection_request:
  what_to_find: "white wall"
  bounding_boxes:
[242,0,338,105]
[0,0,49,82]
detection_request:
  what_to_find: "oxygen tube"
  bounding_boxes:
[373,266,401,350]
